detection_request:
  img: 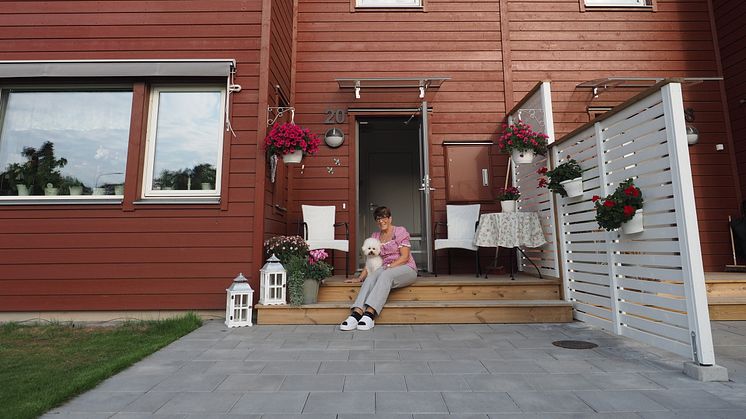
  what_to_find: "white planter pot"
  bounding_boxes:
[114,185,124,195]
[560,177,583,198]
[201,182,212,190]
[16,185,30,196]
[69,186,83,195]
[511,149,535,164]
[501,200,517,213]
[93,187,106,195]
[622,209,644,234]
[282,150,303,164]
[44,187,59,196]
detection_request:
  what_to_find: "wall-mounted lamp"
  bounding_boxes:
[324,128,344,148]
[354,81,361,100]
[684,108,699,146]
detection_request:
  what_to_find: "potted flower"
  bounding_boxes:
[497,120,549,164]
[264,235,309,263]
[281,248,332,306]
[497,186,520,213]
[264,122,322,164]
[592,179,644,234]
[537,159,583,198]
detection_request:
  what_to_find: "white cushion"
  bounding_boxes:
[434,239,477,251]
[302,205,349,253]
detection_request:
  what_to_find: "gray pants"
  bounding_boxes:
[352,265,417,314]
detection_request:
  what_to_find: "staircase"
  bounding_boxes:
[256,274,573,325]
[707,272,746,320]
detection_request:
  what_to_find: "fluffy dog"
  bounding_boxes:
[361,237,383,276]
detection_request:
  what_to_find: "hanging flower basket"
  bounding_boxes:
[592,179,644,232]
[282,149,303,164]
[497,120,548,164]
[264,122,321,164]
[538,159,584,198]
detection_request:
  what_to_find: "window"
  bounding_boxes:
[142,86,225,198]
[356,0,421,8]
[584,0,650,7]
[0,88,132,198]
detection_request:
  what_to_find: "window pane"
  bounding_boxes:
[0,90,132,197]
[150,90,222,193]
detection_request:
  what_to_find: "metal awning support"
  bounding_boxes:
[336,77,450,100]
[578,77,723,98]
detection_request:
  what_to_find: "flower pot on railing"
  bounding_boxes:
[501,200,517,213]
[622,209,644,235]
[560,177,583,198]
[511,149,535,164]
[282,149,303,164]
[16,185,30,196]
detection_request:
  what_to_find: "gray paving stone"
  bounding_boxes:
[481,360,549,374]
[42,413,128,419]
[302,391,375,413]
[204,361,267,375]
[279,375,344,391]
[642,389,739,410]
[340,415,412,419]
[416,415,487,419]
[399,349,452,360]
[487,414,639,419]
[445,348,502,360]
[428,360,488,374]
[464,375,535,392]
[507,391,595,413]
[318,360,374,374]
[493,349,556,361]
[574,390,668,412]
[297,349,351,359]
[344,375,406,392]
[260,361,320,375]
[111,414,188,419]
[195,349,251,361]
[349,349,400,361]
[326,340,372,350]
[157,392,244,414]
[374,339,422,350]
[229,392,308,414]
[57,391,144,413]
[261,415,335,419]
[93,374,168,392]
[375,361,431,374]
[534,359,604,374]
[404,375,471,391]
[375,392,448,413]
[120,391,177,413]
[581,372,665,390]
[217,374,285,391]
[151,373,227,391]
[442,392,520,413]
[524,373,597,391]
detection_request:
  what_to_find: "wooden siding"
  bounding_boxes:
[0,0,263,311]
[713,0,746,203]
[289,0,740,272]
[292,0,506,274]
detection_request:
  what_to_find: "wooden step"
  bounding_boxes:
[705,272,746,320]
[256,300,573,325]
[318,275,562,303]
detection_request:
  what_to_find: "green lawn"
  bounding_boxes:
[0,313,202,419]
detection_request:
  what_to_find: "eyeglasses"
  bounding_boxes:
[375,216,390,222]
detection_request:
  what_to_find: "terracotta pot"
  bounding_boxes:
[511,149,535,164]
[622,210,644,234]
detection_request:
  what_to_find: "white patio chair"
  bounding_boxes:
[301,205,350,277]
[433,204,481,277]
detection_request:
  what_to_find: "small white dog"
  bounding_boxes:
[361,237,383,276]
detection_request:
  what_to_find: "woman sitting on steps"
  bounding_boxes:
[340,206,418,331]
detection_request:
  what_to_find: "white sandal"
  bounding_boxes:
[340,315,359,331]
[356,315,375,331]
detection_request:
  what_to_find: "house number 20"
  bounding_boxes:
[324,109,346,124]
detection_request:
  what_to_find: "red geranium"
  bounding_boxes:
[496,120,548,156]
[264,122,321,156]
[593,179,644,231]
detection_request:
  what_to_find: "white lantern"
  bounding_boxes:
[225,272,254,327]
[259,254,287,305]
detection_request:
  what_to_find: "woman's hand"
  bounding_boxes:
[344,276,363,283]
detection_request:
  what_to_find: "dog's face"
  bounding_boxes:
[361,238,382,256]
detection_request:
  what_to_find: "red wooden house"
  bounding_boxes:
[0,0,743,322]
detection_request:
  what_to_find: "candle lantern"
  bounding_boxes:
[259,254,287,305]
[225,272,254,327]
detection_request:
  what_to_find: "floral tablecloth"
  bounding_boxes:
[474,212,546,248]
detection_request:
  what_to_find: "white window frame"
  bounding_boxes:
[142,85,226,199]
[356,0,422,8]
[584,0,650,7]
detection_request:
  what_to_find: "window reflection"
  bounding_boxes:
[149,90,222,194]
[0,90,132,197]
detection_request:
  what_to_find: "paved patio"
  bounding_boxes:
[43,320,746,419]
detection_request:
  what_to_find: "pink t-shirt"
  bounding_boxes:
[372,225,417,272]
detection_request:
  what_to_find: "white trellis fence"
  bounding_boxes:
[514,80,715,365]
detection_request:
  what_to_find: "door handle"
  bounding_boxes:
[482,169,489,186]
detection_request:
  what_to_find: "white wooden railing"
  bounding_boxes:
[514,81,715,364]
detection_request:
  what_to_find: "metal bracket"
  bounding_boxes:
[267,106,295,126]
